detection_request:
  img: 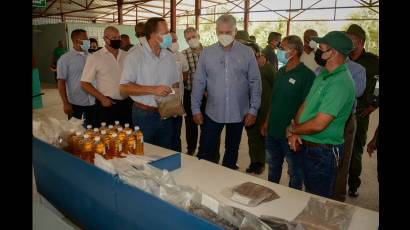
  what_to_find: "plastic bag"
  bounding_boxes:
[228,182,279,207]
[293,197,355,230]
[260,215,305,230]
[155,88,185,119]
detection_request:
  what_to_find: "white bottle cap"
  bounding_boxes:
[125,123,129,128]
[76,131,82,136]
[108,125,114,129]
[84,134,89,139]
[101,130,107,135]
[94,128,99,132]
[115,121,120,125]
[94,136,100,141]
[126,130,132,135]
[118,127,123,131]
[101,122,106,127]
[112,133,117,137]
[87,125,92,129]
[134,126,140,131]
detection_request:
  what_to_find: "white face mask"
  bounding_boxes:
[188,38,200,48]
[218,34,234,47]
[309,40,318,49]
[170,42,180,52]
[138,37,145,45]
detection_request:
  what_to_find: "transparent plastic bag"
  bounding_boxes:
[260,215,305,230]
[154,88,185,119]
[293,197,355,230]
[228,182,280,207]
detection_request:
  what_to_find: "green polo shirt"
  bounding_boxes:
[268,63,315,139]
[300,64,355,145]
[53,47,67,63]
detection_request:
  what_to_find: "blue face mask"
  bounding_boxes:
[277,49,289,64]
[80,39,90,51]
[159,33,172,49]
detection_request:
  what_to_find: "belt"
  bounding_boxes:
[133,101,159,113]
[303,140,334,149]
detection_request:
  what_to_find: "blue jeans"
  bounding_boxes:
[132,107,174,150]
[197,114,243,169]
[265,136,304,190]
[302,143,344,198]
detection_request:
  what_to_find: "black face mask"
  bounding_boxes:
[314,49,330,67]
[88,48,97,53]
[109,39,121,49]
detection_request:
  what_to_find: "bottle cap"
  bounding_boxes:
[134,126,140,131]
[93,128,99,132]
[101,130,107,135]
[118,127,123,131]
[125,123,129,128]
[87,125,92,129]
[112,133,117,137]
[126,130,132,135]
[84,134,89,139]
[115,121,120,125]
[108,125,113,129]
[76,131,82,136]
[94,136,100,141]
[101,122,106,127]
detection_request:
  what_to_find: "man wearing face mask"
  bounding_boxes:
[169,31,189,152]
[300,29,320,72]
[245,42,275,175]
[313,38,367,202]
[81,26,133,126]
[191,14,261,170]
[262,32,282,72]
[88,38,101,53]
[120,34,134,51]
[286,31,356,198]
[119,17,180,150]
[260,35,315,188]
[346,24,379,198]
[57,29,96,127]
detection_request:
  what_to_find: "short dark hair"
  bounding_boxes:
[71,29,86,39]
[121,34,129,39]
[89,38,98,45]
[145,17,166,40]
[245,42,260,54]
[268,32,281,43]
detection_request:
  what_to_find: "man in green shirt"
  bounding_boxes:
[286,31,355,198]
[244,42,275,175]
[261,35,315,189]
[51,40,67,82]
[346,24,379,197]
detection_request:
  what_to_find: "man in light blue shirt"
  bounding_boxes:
[57,29,96,127]
[119,17,179,150]
[191,14,262,169]
[314,55,366,201]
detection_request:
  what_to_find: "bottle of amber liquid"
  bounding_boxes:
[82,134,95,164]
[114,120,122,130]
[100,122,108,131]
[100,130,112,159]
[134,126,144,155]
[107,125,116,138]
[93,136,106,157]
[117,127,126,143]
[109,133,123,157]
[124,130,137,154]
[93,128,100,138]
[85,125,94,137]
[124,123,132,133]
[73,132,84,157]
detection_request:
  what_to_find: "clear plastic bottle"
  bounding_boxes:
[124,130,136,154]
[85,125,94,137]
[100,122,108,131]
[114,120,122,130]
[134,126,144,155]
[107,125,116,138]
[100,130,112,159]
[93,128,100,138]
[117,127,126,143]
[93,136,106,157]
[109,133,123,157]
[124,123,132,133]
[82,134,94,163]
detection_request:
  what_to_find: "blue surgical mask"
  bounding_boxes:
[159,33,172,49]
[277,49,290,64]
[80,39,90,51]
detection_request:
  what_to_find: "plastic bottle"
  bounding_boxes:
[100,122,107,131]
[82,134,94,163]
[124,130,136,154]
[114,120,122,130]
[124,123,132,133]
[85,125,94,137]
[134,126,144,155]
[109,133,123,157]
[117,127,126,143]
[93,136,106,157]
[93,128,100,138]
[100,130,112,159]
[72,131,83,157]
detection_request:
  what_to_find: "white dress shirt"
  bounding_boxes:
[300,50,320,72]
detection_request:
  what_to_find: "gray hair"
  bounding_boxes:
[283,35,304,57]
[216,14,236,30]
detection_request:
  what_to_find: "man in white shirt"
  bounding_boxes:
[81,26,133,126]
[300,29,320,72]
[119,17,180,150]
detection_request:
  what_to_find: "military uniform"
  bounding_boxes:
[348,49,379,194]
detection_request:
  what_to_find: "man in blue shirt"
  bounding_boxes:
[191,14,262,170]
[57,29,96,127]
[119,17,179,150]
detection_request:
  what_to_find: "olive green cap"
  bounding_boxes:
[311,31,354,56]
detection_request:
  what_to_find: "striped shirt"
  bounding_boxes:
[181,47,200,91]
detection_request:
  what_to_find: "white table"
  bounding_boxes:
[146,143,379,230]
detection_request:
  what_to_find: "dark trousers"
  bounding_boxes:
[348,114,370,191]
[197,114,243,169]
[184,89,220,157]
[171,116,183,152]
[95,97,133,127]
[69,104,97,128]
[333,114,356,201]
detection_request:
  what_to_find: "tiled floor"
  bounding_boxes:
[33,83,379,211]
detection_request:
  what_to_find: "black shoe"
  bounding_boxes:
[348,189,359,197]
[246,163,256,173]
[253,163,265,175]
[233,164,239,170]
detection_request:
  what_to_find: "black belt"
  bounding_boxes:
[303,140,334,149]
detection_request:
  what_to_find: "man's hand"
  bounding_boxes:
[101,96,115,107]
[63,103,73,116]
[153,85,172,97]
[261,120,268,137]
[367,137,377,157]
[204,91,208,97]
[288,134,302,152]
[244,113,257,127]
[193,113,204,125]
[358,105,376,118]
[285,119,296,138]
